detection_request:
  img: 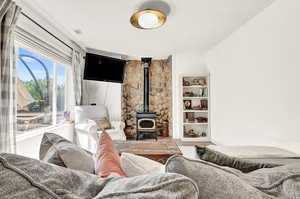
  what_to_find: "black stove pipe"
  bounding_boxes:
[141,57,152,112]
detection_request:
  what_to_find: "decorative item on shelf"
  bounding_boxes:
[198,79,206,86]
[202,87,208,97]
[196,117,208,123]
[199,88,203,97]
[184,118,189,123]
[192,79,200,85]
[183,80,190,86]
[192,105,201,110]
[183,100,192,110]
[183,126,189,137]
[200,99,208,110]
[187,129,199,137]
[186,112,194,122]
[183,91,195,97]
[201,132,207,137]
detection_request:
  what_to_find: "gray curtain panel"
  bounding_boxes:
[72,49,85,106]
[72,49,85,145]
[0,0,21,153]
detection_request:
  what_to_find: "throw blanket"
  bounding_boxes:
[241,163,300,198]
[166,155,300,199]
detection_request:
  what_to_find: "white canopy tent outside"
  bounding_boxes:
[16,78,35,109]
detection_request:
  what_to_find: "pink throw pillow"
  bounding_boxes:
[95,131,126,177]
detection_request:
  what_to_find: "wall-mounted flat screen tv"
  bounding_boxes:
[84,53,126,83]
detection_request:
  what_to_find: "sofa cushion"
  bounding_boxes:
[95,131,126,177]
[166,155,270,199]
[40,133,95,173]
[166,155,300,199]
[39,132,68,167]
[120,152,164,177]
[0,153,198,199]
[196,146,280,173]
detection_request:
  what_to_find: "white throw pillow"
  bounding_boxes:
[120,153,165,177]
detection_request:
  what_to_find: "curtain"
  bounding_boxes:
[71,49,85,145]
[0,0,21,153]
[72,49,85,106]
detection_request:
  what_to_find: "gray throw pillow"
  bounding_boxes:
[40,133,95,173]
[195,146,280,173]
[0,153,199,199]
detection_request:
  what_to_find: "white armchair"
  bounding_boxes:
[74,105,126,153]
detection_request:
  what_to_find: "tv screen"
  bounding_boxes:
[84,53,126,83]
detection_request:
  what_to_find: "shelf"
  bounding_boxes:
[183,85,207,88]
[182,75,210,142]
[182,137,211,142]
[183,110,208,113]
[184,123,208,125]
[183,97,208,99]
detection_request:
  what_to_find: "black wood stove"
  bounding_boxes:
[136,58,157,140]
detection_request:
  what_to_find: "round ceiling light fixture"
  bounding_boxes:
[130,9,167,29]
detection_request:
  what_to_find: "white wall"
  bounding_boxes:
[83,80,122,121]
[16,124,74,159]
[205,0,300,153]
[172,50,209,139]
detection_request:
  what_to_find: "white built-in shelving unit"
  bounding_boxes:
[180,75,211,141]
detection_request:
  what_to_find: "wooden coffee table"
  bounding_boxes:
[113,140,182,164]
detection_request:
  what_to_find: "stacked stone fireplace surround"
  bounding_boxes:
[122,57,172,139]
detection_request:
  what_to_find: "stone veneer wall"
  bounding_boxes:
[122,57,172,138]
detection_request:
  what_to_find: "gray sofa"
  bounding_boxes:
[3,132,300,199]
[2,152,300,199]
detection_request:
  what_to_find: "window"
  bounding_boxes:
[56,65,66,123]
[16,47,69,134]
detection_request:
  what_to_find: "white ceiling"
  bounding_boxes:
[25,0,274,59]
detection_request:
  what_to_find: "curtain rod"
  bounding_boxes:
[21,12,73,51]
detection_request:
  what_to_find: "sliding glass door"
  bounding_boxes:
[16,47,69,134]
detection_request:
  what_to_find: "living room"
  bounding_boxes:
[1,0,300,198]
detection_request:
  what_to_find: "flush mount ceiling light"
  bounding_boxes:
[130,9,167,29]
